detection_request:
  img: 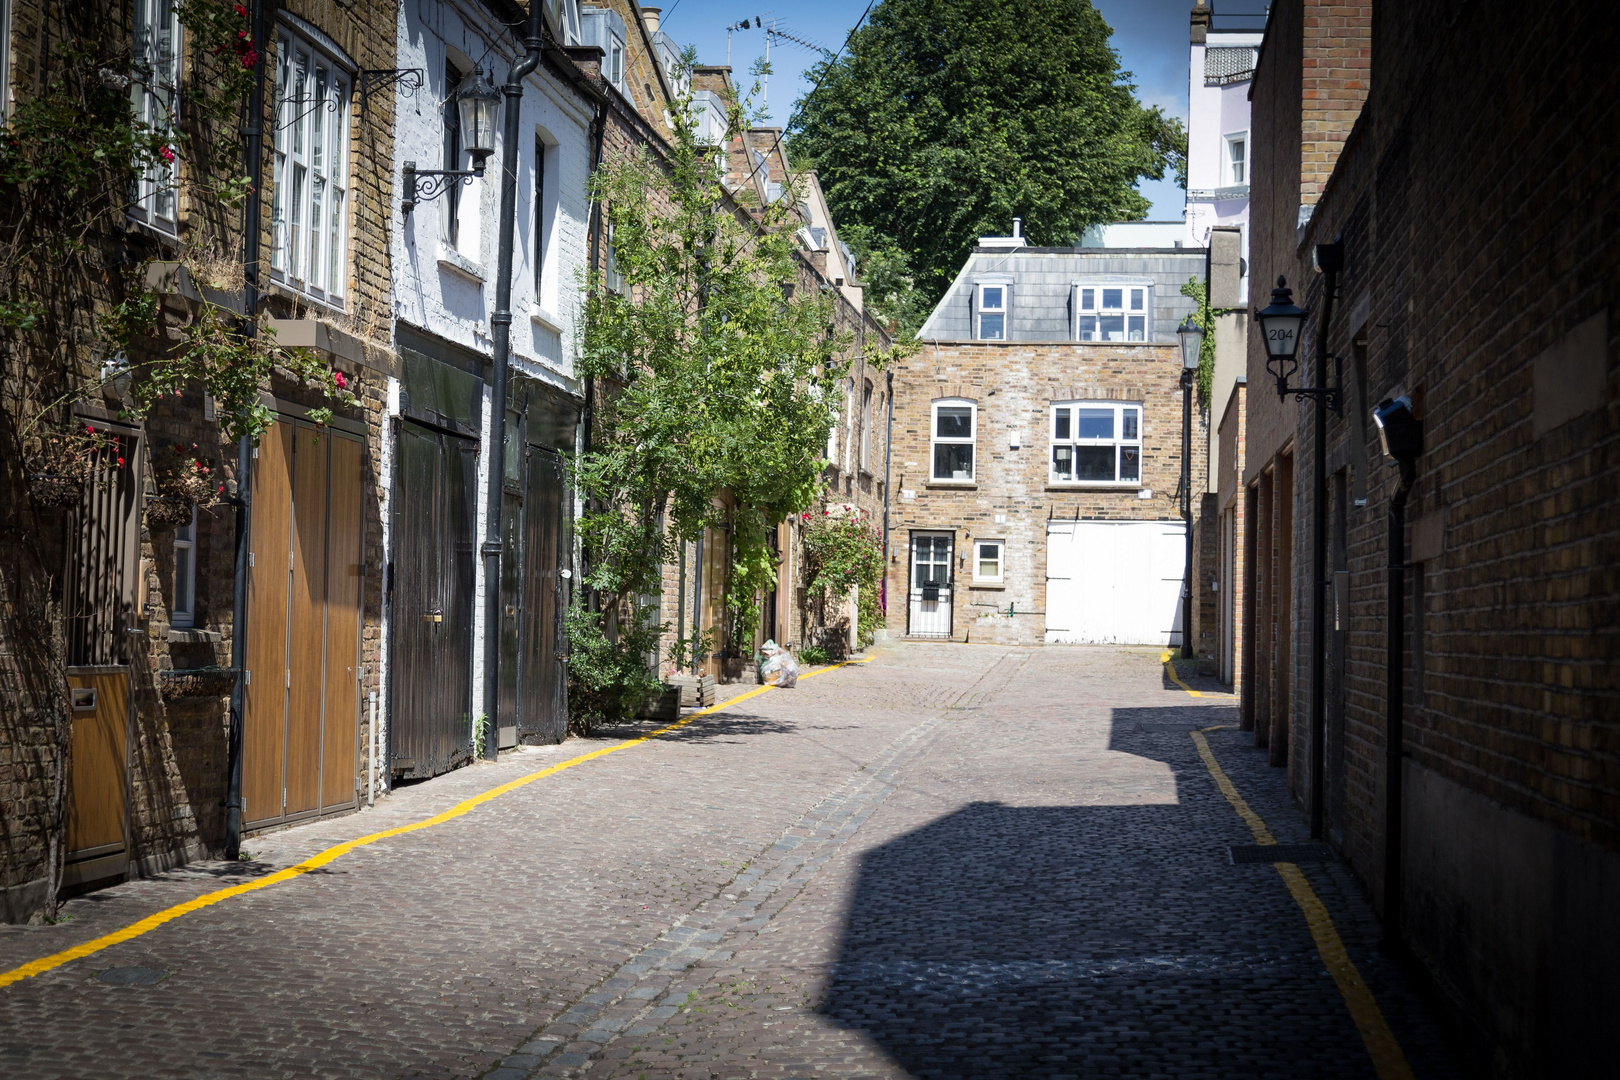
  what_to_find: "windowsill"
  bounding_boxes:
[859,467,874,480]
[968,582,1005,590]
[926,480,977,488]
[437,245,487,284]
[530,308,564,334]
[124,214,181,248]
[167,628,221,643]
[267,278,347,316]
[1046,482,1143,492]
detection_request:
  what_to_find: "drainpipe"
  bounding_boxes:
[881,366,894,617]
[1309,263,1339,840]
[224,0,268,859]
[480,2,545,759]
[581,84,607,614]
[1382,457,1416,946]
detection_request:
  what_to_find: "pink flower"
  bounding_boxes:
[333,370,348,390]
[159,145,175,163]
[116,457,125,468]
[242,49,259,69]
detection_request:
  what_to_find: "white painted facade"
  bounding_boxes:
[1185,26,1261,303]
[381,0,595,757]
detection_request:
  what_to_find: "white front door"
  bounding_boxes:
[907,532,953,639]
[1044,521,1186,645]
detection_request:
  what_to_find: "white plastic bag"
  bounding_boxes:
[759,640,797,688]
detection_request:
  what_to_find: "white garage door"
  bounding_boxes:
[1044,521,1186,646]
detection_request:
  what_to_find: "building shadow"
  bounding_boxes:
[819,707,1445,1079]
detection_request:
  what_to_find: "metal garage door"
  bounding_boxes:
[1044,521,1186,645]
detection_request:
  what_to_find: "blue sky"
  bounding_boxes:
[656,0,1201,219]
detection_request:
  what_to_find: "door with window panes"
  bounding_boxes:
[907,532,954,639]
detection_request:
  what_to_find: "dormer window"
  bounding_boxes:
[1075,284,1148,342]
[976,284,1007,340]
[581,6,627,92]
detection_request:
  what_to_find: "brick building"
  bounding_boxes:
[886,228,1204,648]
[1242,0,1369,769]
[1251,0,1620,1072]
[1,0,400,919]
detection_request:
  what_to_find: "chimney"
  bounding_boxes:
[642,6,661,34]
[1190,2,1211,44]
[1012,216,1022,238]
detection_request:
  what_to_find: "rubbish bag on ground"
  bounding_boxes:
[759,640,798,688]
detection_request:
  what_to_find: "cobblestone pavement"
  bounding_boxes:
[0,645,1463,1079]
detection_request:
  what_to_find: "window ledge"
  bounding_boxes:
[926,480,977,489]
[267,278,347,317]
[968,582,1006,591]
[530,308,564,334]
[438,246,487,284]
[167,628,222,643]
[1045,483,1143,492]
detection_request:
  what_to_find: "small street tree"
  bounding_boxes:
[789,0,1186,326]
[569,84,870,730]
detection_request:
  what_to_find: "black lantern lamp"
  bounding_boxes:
[402,68,501,215]
[1177,315,1204,384]
[1255,276,1307,398]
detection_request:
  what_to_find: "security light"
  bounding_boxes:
[1255,276,1306,397]
[1372,396,1423,465]
[455,68,501,173]
[1177,316,1204,372]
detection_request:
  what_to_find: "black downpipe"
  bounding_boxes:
[881,366,894,617]
[224,0,269,859]
[1309,266,1339,840]
[479,5,545,759]
[1180,371,1194,659]
[1383,459,1416,945]
[580,92,607,614]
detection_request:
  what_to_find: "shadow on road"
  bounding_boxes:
[820,707,1457,1080]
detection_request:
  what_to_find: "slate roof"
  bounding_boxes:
[918,246,1208,343]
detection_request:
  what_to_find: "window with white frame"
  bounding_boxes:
[860,380,873,470]
[1226,132,1248,186]
[931,400,976,482]
[533,136,548,300]
[976,283,1008,340]
[1,0,13,123]
[973,539,1004,583]
[172,507,197,628]
[270,26,350,302]
[1075,284,1149,342]
[130,0,180,233]
[1050,401,1142,484]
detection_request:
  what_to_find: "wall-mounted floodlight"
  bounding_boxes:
[1372,395,1423,465]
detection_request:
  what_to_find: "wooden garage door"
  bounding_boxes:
[243,421,363,829]
[1044,521,1186,646]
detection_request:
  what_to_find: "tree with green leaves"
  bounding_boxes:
[789,0,1185,331]
[569,85,877,731]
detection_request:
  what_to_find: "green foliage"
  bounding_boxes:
[790,0,1187,311]
[797,644,830,666]
[569,73,874,727]
[1180,277,1231,409]
[800,507,886,648]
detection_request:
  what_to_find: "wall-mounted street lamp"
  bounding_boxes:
[402,67,501,215]
[1255,247,1344,843]
[1175,315,1203,660]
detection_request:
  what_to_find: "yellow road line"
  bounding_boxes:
[1,655,873,990]
[1191,728,1415,1080]
[1160,650,1235,699]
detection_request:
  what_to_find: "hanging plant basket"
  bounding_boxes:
[152,443,223,516]
[26,473,86,508]
[145,494,197,529]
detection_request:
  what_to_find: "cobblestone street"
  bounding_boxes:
[0,645,1462,1079]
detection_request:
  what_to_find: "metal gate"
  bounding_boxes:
[62,421,141,890]
[241,421,364,829]
[498,445,568,744]
[906,531,954,639]
[389,418,477,779]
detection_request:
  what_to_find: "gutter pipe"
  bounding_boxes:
[1309,263,1340,839]
[881,365,894,616]
[479,1,546,758]
[1383,458,1416,945]
[224,0,268,858]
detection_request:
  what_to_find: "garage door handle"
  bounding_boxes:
[423,612,443,623]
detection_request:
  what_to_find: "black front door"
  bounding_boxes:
[390,419,477,778]
[500,445,566,744]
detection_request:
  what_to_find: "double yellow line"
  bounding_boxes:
[0,656,872,990]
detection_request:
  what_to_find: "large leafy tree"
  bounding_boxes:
[790,0,1185,327]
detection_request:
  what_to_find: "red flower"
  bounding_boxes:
[234,3,247,15]
[333,370,348,390]
[116,457,125,468]
[159,145,175,163]
[242,49,259,68]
